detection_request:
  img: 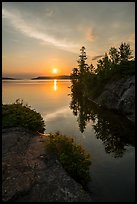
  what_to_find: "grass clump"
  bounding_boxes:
[45,132,91,187]
[2,99,45,133]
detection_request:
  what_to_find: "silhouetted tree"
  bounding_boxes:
[95,53,111,76]
[71,46,95,97]
[89,63,95,73]
[71,67,79,79]
[119,42,132,63]
[77,46,88,74]
[109,47,120,64]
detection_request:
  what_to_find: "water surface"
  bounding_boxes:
[2,79,135,202]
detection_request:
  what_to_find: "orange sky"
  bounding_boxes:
[2,2,135,79]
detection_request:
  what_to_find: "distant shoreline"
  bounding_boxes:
[2,77,17,80]
[2,75,71,80]
[31,75,71,80]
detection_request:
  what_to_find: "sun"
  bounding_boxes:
[52,68,58,74]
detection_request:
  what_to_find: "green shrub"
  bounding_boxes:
[2,99,45,133]
[45,132,91,187]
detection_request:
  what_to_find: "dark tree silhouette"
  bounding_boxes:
[109,47,119,64]
[119,42,133,63]
[77,46,88,73]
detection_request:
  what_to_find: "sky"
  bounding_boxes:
[2,2,135,79]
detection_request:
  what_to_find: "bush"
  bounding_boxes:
[45,132,91,187]
[2,99,45,133]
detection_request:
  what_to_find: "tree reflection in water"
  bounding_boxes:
[69,79,135,158]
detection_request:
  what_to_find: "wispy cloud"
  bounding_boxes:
[85,28,95,42]
[92,55,103,60]
[2,8,79,53]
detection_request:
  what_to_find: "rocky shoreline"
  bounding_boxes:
[2,127,92,202]
[91,75,135,123]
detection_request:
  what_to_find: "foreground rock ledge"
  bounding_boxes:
[2,127,92,202]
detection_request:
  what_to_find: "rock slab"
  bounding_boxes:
[2,127,92,202]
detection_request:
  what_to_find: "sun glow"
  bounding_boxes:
[52,68,58,74]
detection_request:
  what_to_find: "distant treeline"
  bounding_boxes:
[2,77,17,80]
[2,75,71,80]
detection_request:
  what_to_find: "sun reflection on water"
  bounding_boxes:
[53,79,58,91]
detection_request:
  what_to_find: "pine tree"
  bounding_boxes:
[77,46,88,75]
[119,42,132,63]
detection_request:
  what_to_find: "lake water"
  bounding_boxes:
[2,79,135,202]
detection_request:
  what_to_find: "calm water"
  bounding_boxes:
[2,80,135,202]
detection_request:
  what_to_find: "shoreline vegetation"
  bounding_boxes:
[45,132,91,188]
[70,42,135,123]
[71,43,135,99]
[2,99,45,133]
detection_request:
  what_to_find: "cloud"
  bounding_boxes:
[92,55,103,60]
[86,28,95,42]
[2,8,79,53]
